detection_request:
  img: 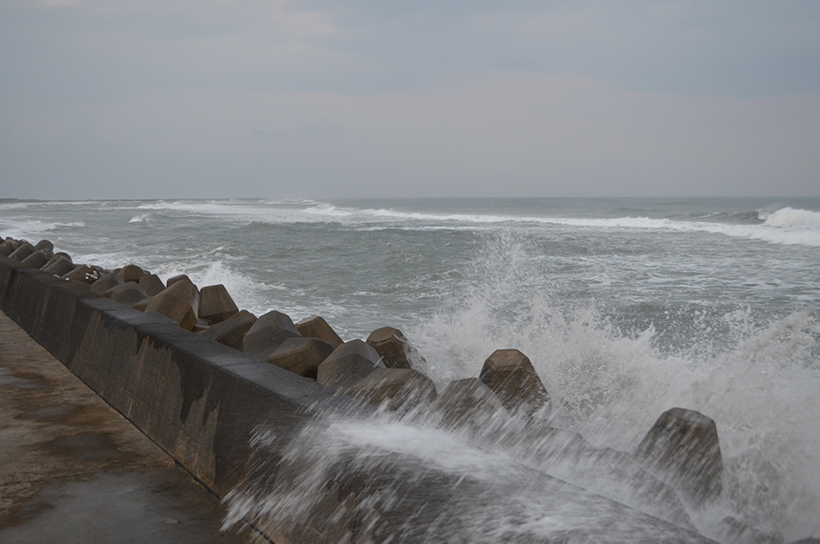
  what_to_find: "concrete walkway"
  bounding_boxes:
[0,310,254,543]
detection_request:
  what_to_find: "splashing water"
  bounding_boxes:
[224,232,820,542]
[4,198,818,540]
[424,235,820,537]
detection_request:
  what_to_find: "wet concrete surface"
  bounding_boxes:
[0,311,255,543]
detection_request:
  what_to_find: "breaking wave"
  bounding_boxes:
[0,220,85,240]
[761,206,820,228]
[300,204,820,247]
[224,234,820,542]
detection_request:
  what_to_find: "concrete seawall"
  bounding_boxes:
[0,253,728,543]
[0,254,356,500]
[0,310,253,543]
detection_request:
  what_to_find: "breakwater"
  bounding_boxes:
[0,240,355,514]
[0,235,809,543]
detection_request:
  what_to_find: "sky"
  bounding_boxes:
[1,0,819,199]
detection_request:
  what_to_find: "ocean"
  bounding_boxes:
[2,197,819,540]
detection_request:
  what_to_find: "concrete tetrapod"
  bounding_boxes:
[242,310,301,356]
[41,256,76,277]
[103,282,150,307]
[167,279,200,321]
[20,250,51,270]
[138,274,165,296]
[366,326,425,369]
[200,310,257,351]
[34,239,54,251]
[168,276,201,315]
[118,264,147,282]
[90,272,125,295]
[0,253,718,544]
[42,254,64,269]
[199,284,239,325]
[316,339,381,391]
[192,319,211,333]
[500,424,699,532]
[347,368,437,414]
[166,274,191,287]
[0,239,20,256]
[262,337,335,379]
[8,243,36,262]
[431,377,508,431]
[634,407,723,507]
[296,315,344,349]
[61,264,101,285]
[479,349,551,419]
[237,429,715,544]
[237,414,717,544]
[133,278,200,331]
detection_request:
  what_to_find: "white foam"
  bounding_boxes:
[0,201,37,210]
[68,250,119,270]
[149,259,296,317]
[301,204,820,247]
[763,207,820,228]
[59,199,819,247]
[225,291,820,539]
[650,217,820,247]
[270,198,318,205]
[405,236,820,539]
[225,411,703,541]
[133,199,348,225]
[302,203,355,217]
[4,197,812,538]
[136,200,252,215]
[0,200,95,210]
[0,220,85,239]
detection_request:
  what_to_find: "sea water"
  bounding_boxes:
[1,197,818,540]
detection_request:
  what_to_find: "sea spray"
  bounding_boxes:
[223,406,715,543]
[162,260,278,317]
[405,234,820,539]
[223,306,819,541]
[763,207,820,228]
[5,197,819,540]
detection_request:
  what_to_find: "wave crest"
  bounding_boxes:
[406,233,820,537]
[763,207,820,228]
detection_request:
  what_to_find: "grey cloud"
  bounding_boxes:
[1,0,818,198]
[312,0,820,96]
[6,0,819,98]
[3,75,818,199]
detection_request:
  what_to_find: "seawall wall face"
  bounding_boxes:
[0,256,721,543]
[0,255,349,497]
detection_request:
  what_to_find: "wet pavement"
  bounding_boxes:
[0,310,255,543]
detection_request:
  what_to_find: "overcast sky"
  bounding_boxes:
[1,0,819,199]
